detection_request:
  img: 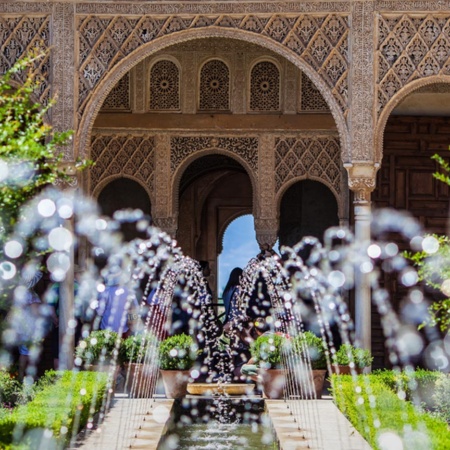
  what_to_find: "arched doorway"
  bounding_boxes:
[177,154,253,299]
[373,81,450,368]
[97,178,152,242]
[278,180,339,248]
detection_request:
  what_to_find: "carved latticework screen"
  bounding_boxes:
[300,72,329,111]
[199,60,230,111]
[150,59,180,111]
[90,133,155,195]
[275,135,341,195]
[250,61,280,111]
[101,73,130,111]
[0,16,50,105]
[377,14,450,115]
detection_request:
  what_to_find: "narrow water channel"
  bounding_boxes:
[157,398,279,450]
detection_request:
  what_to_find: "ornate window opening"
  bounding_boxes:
[199,59,230,111]
[101,73,130,111]
[250,61,280,111]
[300,72,329,112]
[149,59,180,111]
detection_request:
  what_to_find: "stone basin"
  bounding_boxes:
[186,383,255,396]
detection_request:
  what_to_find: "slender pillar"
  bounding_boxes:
[346,163,378,354]
[256,135,278,250]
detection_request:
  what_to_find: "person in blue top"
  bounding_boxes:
[97,265,139,337]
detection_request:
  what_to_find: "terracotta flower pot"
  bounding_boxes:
[259,368,285,399]
[124,363,158,398]
[330,365,363,375]
[289,367,327,399]
[160,369,191,399]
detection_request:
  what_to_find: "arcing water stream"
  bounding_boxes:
[1,183,449,449]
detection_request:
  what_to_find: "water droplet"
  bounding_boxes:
[422,236,439,254]
[37,198,56,217]
[4,240,23,258]
[48,227,73,251]
[0,262,16,280]
[378,431,404,450]
[367,244,381,259]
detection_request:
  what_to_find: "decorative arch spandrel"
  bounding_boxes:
[76,21,350,163]
[89,131,156,205]
[375,13,450,162]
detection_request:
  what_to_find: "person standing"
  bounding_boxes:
[97,267,139,337]
[222,267,243,325]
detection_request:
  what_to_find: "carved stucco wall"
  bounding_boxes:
[100,38,331,115]
[75,9,351,163]
[375,10,450,163]
[90,131,155,204]
[1,2,450,204]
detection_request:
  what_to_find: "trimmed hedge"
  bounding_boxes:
[331,374,450,450]
[0,370,108,448]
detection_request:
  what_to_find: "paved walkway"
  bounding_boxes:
[266,396,372,450]
[73,396,174,450]
[74,394,371,450]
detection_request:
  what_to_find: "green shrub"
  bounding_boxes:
[335,343,373,368]
[75,330,120,365]
[373,368,444,405]
[432,375,450,423]
[0,370,20,407]
[250,333,287,369]
[331,374,450,449]
[0,370,108,447]
[120,332,159,364]
[159,334,198,370]
[290,331,327,370]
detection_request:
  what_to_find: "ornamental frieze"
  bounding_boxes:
[377,13,450,116]
[0,15,50,105]
[274,134,341,195]
[77,13,350,115]
[90,132,155,197]
[170,136,259,175]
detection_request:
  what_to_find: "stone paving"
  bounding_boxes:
[74,394,371,450]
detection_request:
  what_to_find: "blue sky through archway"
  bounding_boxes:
[218,214,260,297]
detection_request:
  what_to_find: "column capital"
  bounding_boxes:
[345,163,379,204]
[254,218,278,250]
[152,216,178,238]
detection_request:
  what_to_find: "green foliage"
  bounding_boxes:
[75,330,120,365]
[250,333,287,369]
[432,375,450,423]
[0,370,108,447]
[0,370,20,407]
[159,334,198,370]
[0,52,74,233]
[335,343,373,368]
[402,146,450,333]
[404,233,450,333]
[120,332,159,364]
[290,331,327,370]
[0,52,91,313]
[432,151,450,187]
[331,374,450,449]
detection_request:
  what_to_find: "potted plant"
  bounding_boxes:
[75,329,120,372]
[120,332,159,398]
[332,343,373,375]
[75,329,121,395]
[250,333,287,399]
[290,331,327,399]
[159,333,198,399]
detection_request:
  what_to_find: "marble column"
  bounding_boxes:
[346,163,378,354]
